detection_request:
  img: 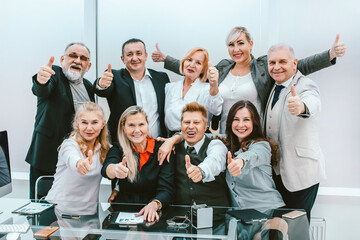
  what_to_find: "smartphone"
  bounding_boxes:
[33,226,59,238]
[82,233,102,240]
[282,210,307,219]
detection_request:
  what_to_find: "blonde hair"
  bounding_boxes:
[226,26,252,46]
[118,106,152,182]
[69,102,110,164]
[180,47,209,82]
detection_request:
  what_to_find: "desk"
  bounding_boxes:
[0,198,310,239]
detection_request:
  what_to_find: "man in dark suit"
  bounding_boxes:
[94,38,169,202]
[95,38,169,143]
[25,43,95,199]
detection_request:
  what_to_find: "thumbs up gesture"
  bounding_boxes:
[227,151,244,176]
[287,85,305,115]
[114,157,129,179]
[185,155,203,183]
[98,64,113,88]
[37,56,56,84]
[208,62,219,86]
[151,43,167,62]
[76,150,93,176]
[329,34,346,60]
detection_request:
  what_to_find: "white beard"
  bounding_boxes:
[62,63,84,83]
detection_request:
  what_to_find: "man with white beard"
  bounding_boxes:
[25,43,95,199]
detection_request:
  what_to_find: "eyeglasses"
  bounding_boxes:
[166,216,190,229]
[66,53,90,62]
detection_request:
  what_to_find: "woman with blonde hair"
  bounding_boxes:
[46,102,111,215]
[101,105,174,222]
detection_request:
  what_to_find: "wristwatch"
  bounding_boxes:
[152,199,162,211]
[199,167,206,180]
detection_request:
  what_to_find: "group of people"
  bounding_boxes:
[25,26,346,224]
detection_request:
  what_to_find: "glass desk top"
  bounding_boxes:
[0,198,310,240]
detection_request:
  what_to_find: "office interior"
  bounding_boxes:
[0,0,359,239]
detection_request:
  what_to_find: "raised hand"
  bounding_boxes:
[113,156,129,179]
[185,155,202,183]
[99,64,113,88]
[329,34,346,60]
[208,62,219,96]
[227,151,243,176]
[287,85,305,115]
[151,43,167,62]
[37,56,55,84]
[76,149,93,176]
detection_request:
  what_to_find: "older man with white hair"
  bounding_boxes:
[25,42,95,199]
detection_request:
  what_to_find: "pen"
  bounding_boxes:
[61,214,81,220]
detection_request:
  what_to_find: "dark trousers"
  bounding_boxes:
[273,173,319,222]
[29,166,55,199]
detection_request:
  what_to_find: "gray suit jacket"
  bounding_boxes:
[164,50,334,113]
[264,71,326,191]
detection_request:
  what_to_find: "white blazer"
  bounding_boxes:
[264,71,326,192]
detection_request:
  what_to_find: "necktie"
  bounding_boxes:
[271,85,285,109]
[186,146,196,155]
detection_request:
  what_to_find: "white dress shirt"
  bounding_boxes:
[219,72,261,134]
[165,79,223,131]
[184,136,227,182]
[46,137,103,215]
[133,69,160,138]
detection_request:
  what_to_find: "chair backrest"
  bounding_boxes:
[34,175,54,201]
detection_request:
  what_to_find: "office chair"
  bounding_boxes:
[34,175,54,202]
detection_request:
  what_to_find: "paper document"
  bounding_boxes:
[115,212,144,225]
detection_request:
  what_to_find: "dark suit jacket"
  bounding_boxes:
[101,140,175,207]
[94,68,169,142]
[25,65,95,172]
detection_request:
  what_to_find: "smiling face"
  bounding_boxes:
[121,41,148,75]
[231,107,253,142]
[60,44,91,81]
[123,113,149,147]
[181,111,207,146]
[183,51,205,81]
[227,32,253,65]
[268,47,298,84]
[78,111,105,146]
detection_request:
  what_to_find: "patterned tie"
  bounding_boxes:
[271,85,285,109]
[186,146,196,155]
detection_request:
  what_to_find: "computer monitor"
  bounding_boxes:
[0,130,12,197]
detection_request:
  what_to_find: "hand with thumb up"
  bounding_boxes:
[151,43,167,62]
[185,155,203,183]
[76,149,93,176]
[287,85,305,116]
[37,56,56,84]
[98,64,113,88]
[114,157,129,179]
[227,151,244,177]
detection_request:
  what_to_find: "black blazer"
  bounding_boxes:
[101,140,175,207]
[94,68,169,142]
[25,65,95,172]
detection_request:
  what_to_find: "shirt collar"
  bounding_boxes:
[277,72,296,88]
[133,138,155,154]
[184,135,205,154]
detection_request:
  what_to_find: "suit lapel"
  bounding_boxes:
[148,69,162,112]
[123,69,137,103]
[60,70,75,112]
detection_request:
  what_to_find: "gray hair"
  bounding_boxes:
[225,26,252,45]
[268,43,295,60]
[64,42,91,59]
